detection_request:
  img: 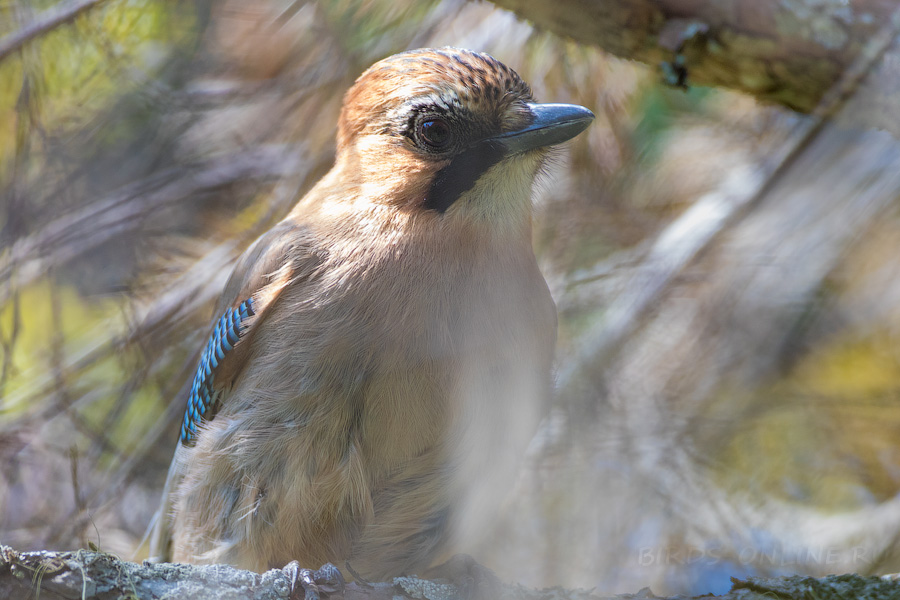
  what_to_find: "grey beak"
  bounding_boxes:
[492,103,594,156]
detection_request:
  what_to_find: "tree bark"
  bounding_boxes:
[491,0,900,114]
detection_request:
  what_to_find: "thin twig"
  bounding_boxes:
[0,0,110,64]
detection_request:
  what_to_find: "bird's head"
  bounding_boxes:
[333,48,594,227]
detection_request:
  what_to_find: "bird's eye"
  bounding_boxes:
[418,118,453,150]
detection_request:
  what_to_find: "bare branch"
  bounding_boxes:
[491,0,900,116]
[1,546,896,600]
[556,1,900,389]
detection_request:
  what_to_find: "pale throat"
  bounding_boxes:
[446,153,541,236]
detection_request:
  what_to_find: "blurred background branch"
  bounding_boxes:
[2,0,900,597]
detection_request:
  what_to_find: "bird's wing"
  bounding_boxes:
[148,220,323,561]
[182,221,322,445]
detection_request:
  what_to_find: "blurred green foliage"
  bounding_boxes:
[0,0,196,171]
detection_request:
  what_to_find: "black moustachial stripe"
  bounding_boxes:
[424,139,505,213]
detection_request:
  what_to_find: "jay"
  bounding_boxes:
[150,46,593,588]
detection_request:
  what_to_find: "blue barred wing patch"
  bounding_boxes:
[180,298,256,445]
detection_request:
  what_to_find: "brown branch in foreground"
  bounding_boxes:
[1,546,898,600]
[490,0,900,115]
[0,0,110,63]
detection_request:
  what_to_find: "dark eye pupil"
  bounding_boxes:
[420,119,451,148]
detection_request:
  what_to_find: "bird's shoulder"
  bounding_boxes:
[216,220,324,313]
